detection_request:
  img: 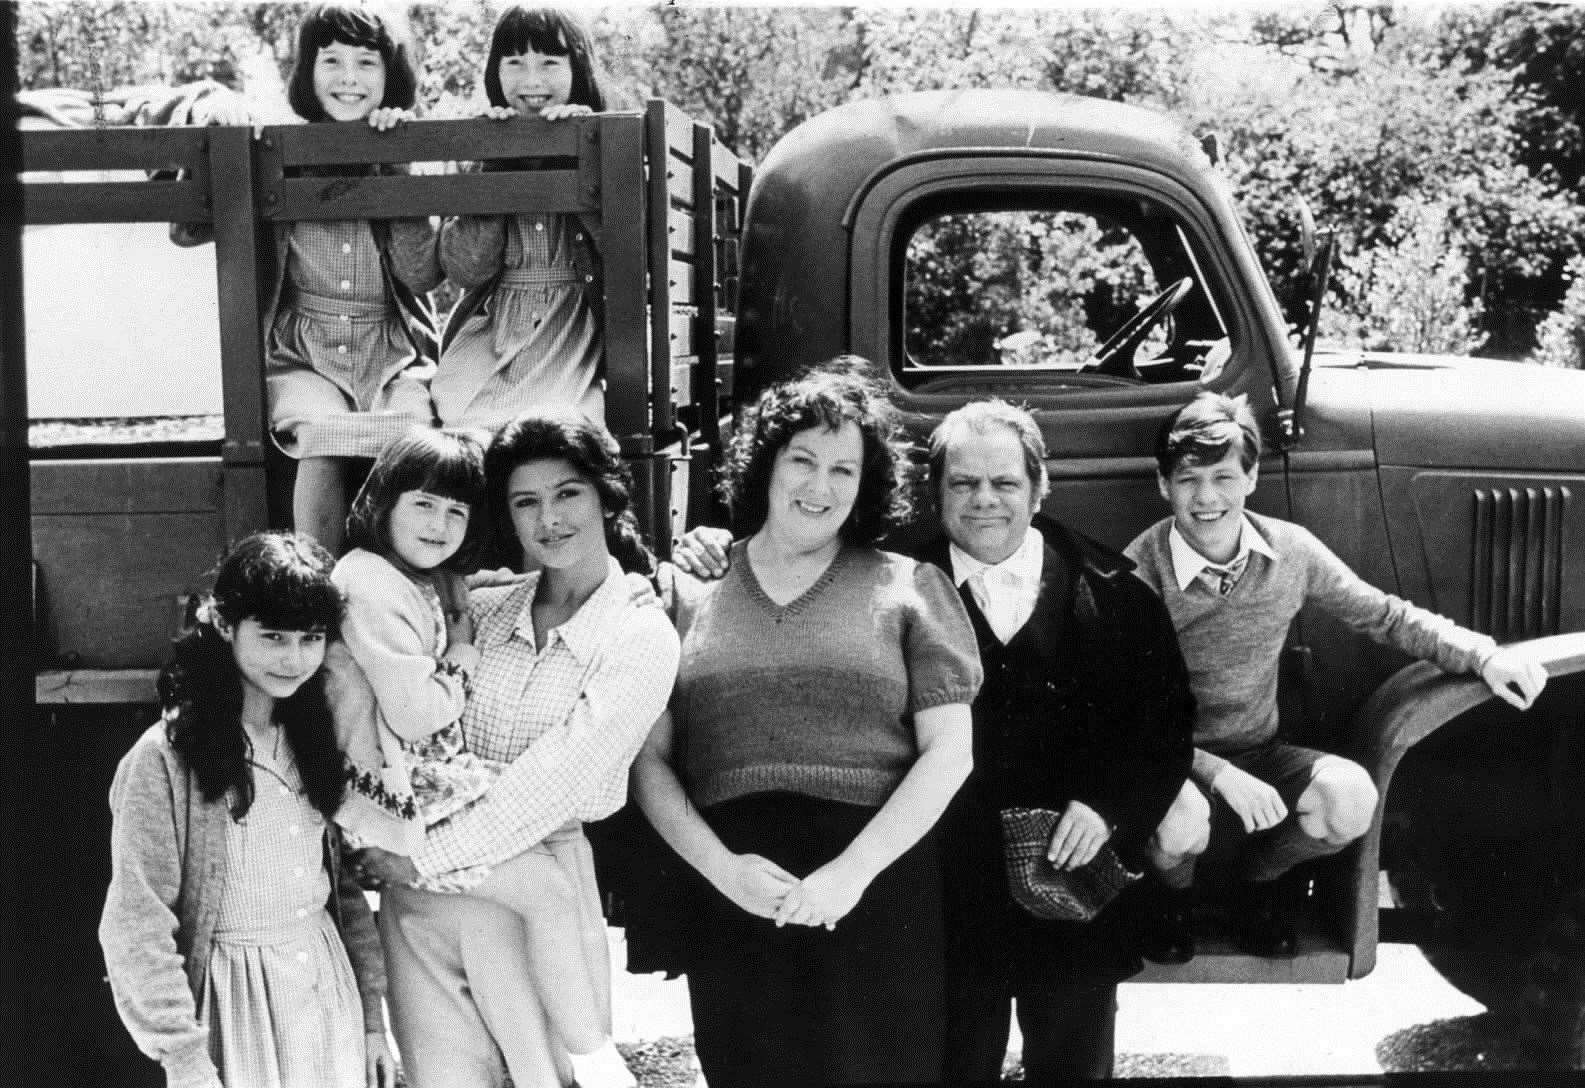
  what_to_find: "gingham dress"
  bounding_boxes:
[199,740,365,1088]
[267,219,435,460]
[433,213,603,429]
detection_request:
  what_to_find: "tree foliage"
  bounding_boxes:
[1532,256,1585,369]
[1322,199,1484,354]
[1192,20,1583,356]
[14,0,1585,363]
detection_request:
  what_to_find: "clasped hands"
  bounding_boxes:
[719,853,867,932]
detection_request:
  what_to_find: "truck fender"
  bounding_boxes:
[1342,632,1585,977]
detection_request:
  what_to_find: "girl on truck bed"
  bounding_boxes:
[162,3,443,556]
[99,532,393,1088]
[434,7,609,429]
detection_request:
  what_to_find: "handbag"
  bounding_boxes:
[999,806,1140,922]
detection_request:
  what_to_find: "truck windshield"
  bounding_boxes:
[900,194,1228,389]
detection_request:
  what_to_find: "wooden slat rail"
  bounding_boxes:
[599,112,650,450]
[21,101,753,687]
[269,172,590,221]
[668,205,696,260]
[646,101,678,437]
[208,125,269,546]
[23,126,215,225]
[22,181,208,226]
[21,124,211,173]
[691,123,722,452]
[262,115,586,167]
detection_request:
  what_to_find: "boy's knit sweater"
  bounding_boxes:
[1125,512,1496,786]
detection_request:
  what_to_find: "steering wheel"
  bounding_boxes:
[1083,276,1194,380]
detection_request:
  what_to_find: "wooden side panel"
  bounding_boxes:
[31,459,225,669]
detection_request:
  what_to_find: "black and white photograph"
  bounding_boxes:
[5,1,1585,1085]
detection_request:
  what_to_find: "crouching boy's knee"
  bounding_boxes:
[1150,780,1211,864]
[1297,757,1378,845]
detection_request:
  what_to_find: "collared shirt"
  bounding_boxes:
[949,528,1044,643]
[412,558,680,879]
[1167,515,1278,595]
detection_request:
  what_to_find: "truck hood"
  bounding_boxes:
[1311,349,1585,471]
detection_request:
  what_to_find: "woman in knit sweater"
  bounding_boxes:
[631,361,983,1088]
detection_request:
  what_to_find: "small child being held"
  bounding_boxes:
[324,426,634,1088]
[1125,392,1548,961]
[433,7,609,429]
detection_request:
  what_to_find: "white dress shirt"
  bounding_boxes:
[1166,515,1277,595]
[949,528,1045,644]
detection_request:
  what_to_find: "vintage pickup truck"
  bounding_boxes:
[10,81,1585,1079]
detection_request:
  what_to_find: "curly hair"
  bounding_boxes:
[285,3,419,123]
[484,8,607,112]
[161,533,346,820]
[345,426,489,573]
[720,358,912,545]
[484,407,655,576]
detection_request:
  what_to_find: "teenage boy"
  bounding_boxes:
[673,398,1196,1080]
[1125,391,1548,958]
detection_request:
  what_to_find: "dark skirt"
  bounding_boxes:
[686,791,946,1088]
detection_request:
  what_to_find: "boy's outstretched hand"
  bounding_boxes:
[1210,764,1288,833]
[1480,645,1548,710]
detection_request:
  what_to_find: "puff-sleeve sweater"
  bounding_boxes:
[670,543,983,809]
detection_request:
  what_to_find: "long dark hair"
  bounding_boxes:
[484,8,607,112]
[721,358,913,545]
[161,533,346,820]
[345,426,489,573]
[484,407,654,576]
[285,3,419,123]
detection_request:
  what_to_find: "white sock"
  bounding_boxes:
[568,1037,636,1088]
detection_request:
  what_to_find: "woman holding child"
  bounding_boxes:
[352,409,678,1088]
[631,363,982,1088]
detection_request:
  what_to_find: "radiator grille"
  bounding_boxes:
[1469,486,1570,640]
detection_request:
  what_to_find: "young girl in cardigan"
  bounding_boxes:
[433,7,609,429]
[165,4,443,553]
[100,532,392,1088]
[325,425,635,1088]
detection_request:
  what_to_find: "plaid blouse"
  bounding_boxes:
[411,559,680,879]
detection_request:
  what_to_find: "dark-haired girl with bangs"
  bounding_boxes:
[99,532,393,1088]
[156,3,443,554]
[434,8,611,429]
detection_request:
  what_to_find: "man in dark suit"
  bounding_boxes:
[923,399,1194,1083]
[672,397,1196,1082]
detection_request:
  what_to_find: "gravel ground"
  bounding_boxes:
[603,937,1565,1084]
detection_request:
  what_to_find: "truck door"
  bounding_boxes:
[847,154,1294,554]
